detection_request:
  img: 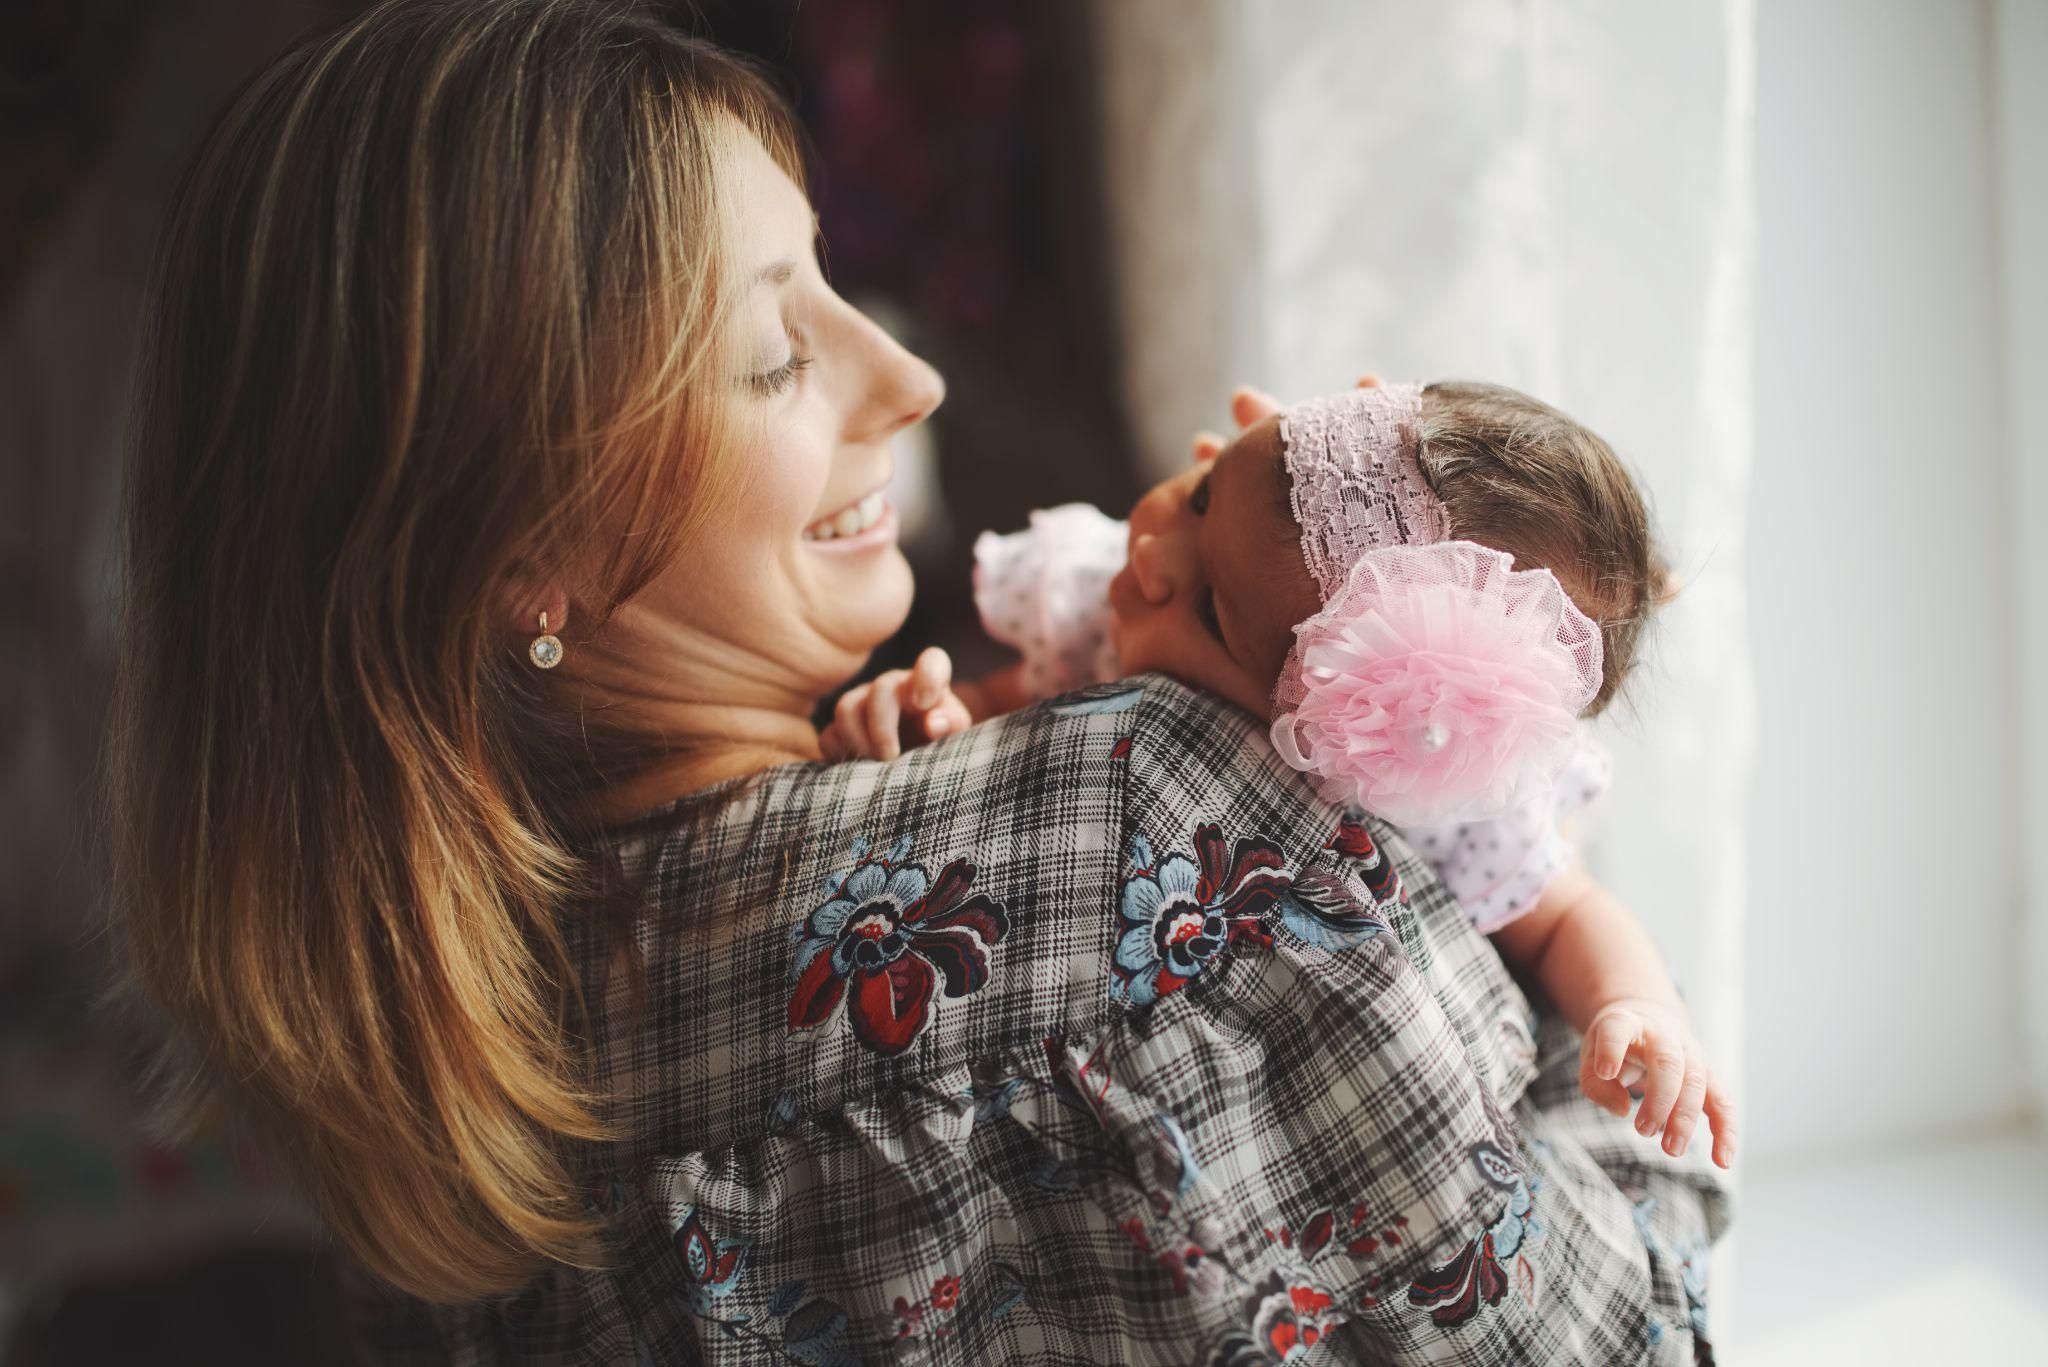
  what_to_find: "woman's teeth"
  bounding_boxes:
[802,491,887,541]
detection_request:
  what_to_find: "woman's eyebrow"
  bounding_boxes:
[754,259,797,288]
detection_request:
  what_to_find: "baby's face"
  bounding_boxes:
[1108,417,1323,717]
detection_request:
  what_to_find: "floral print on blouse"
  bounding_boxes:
[344,676,1730,1366]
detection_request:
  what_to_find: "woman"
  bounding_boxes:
[105,1,1729,1361]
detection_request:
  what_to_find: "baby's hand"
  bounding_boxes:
[1579,998,1738,1169]
[820,647,974,762]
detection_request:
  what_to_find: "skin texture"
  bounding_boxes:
[1110,416,1322,717]
[518,130,944,819]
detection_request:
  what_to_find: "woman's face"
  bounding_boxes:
[617,131,944,710]
[1109,418,1322,718]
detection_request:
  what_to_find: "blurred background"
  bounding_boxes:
[1,0,2042,1362]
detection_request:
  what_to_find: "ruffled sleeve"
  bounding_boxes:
[972,502,1128,699]
[1398,731,1615,933]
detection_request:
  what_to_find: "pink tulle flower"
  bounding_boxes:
[1270,542,1604,828]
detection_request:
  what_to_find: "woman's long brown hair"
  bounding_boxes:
[101,0,801,1302]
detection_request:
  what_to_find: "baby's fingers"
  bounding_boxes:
[1703,1073,1740,1169]
[918,694,972,741]
[909,648,953,712]
[818,720,848,762]
[1633,1031,1688,1139]
[829,686,877,760]
[1230,386,1282,429]
[862,669,909,761]
[1662,1064,1710,1157]
[1578,1019,1635,1118]
[1584,1010,1637,1085]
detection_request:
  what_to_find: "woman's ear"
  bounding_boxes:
[500,573,572,640]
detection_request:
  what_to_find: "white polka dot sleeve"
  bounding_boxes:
[1396,732,1616,934]
[971,503,1130,701]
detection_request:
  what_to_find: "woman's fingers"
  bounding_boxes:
[1355,373,1384,389]
[1703,1073,1740,1169]
[1191,430,1225,464]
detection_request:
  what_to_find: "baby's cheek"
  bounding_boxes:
[1109,582,1269,716]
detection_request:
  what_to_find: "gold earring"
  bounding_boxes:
[528,610,564,669]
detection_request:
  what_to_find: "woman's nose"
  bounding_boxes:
[848,312,945,443]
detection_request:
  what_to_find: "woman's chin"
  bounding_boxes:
[814,544,916,655]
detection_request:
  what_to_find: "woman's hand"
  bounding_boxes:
[819,647,974,762]
[1580,997,1739,1169]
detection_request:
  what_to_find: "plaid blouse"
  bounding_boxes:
[349,676,1731,1365]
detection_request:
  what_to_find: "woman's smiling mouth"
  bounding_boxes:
[802,490,894,547]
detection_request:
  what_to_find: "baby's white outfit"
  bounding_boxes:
[974,503,1611,933]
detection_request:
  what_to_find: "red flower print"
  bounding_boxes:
[788,836,1009,1056]
[930,1274,961,1310]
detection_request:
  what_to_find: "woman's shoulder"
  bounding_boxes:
[598,674,1379,1150]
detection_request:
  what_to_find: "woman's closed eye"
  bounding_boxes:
[748,322,814,397]
[749,349,812,397]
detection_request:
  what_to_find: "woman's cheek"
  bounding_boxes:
[746,428,835,545]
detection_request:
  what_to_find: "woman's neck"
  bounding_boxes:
[585,699,823,826]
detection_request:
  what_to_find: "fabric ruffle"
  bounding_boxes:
[972,503,1128,697]
[1270,540,1604,829]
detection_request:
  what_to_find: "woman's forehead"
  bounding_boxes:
[729,128,817,273]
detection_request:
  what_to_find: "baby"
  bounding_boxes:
[824,379,1735,1170]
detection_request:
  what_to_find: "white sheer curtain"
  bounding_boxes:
[1996,0,2048,1123]
[1093,0,1754,1108]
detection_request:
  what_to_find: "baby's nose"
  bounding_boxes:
[1129,532,1189,607]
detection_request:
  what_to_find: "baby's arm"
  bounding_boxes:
[1490,865,1738,1169]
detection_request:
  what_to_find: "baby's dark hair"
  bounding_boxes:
[1415,381,1667,714]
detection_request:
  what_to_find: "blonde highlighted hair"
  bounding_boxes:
[102,0,801,1302]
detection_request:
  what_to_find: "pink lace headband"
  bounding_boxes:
[1280,383,1449,597]
[1271,385,1606,827]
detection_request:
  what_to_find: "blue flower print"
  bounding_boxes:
[1111,825,1291,1005]
[1049,685,1144,716]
